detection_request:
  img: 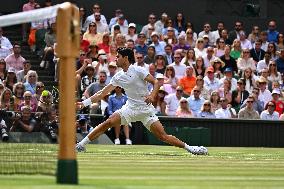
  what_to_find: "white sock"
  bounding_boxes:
[80,136,91,146]
[184,143,196,152]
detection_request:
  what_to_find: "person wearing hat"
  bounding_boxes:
[257,76,272,106]
[220,67,238,91]
[80,64,96,94]
[37,90,54,112]
[271,88,284,115]
[109,9,128,30]
[179,66,196,97]
[106,61,117,84]
[153,86,168,115]
[76,115,93,135]
[135,33,148,56]
[210,57,225,79]
[125,23,137,42]
[204,66,221,93]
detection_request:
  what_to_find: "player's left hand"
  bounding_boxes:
[144,95,154,105]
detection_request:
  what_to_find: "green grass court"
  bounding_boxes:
[0,144,284,189]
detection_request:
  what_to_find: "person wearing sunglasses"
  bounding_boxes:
[260,101,279,120]
[238,96,260,119]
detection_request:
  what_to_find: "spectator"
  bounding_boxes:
[212,21,225,45]
[0,88,14,111]
[248,25,260,44]
[239,31,252,49]
[276,33,284,51]
[80,64,96,95]
[210,91,221,113]
[238,96,260,119]
[93,12,109,34]
[228,21,243,44]
[173,34,189,53]
[193,56,206,77]
[237,48,256,74]
[0,27,13,59]
[19,91,37,112]
[83,3,107,31]
[242,67,257,93]
[194,38,207,58]
[141,14,158,39]
[86,45,99,62]
[36,90,53,113]
[230,39,242,60]
[240,87,264,114]
[221,29,231,45]
[211,58,225,79]
[164,44,173,65]
[280,113,284,120]
[267,42,278,61]
[215,97,237,118]
[155,12,168,35]
[83,22,102,46]
[0,59,7,81]
[203,66,220,94]
[34,81,45,102]
[162,17,178,38]
[83,71,107,114]
[257,51,271,74]
[276,49,284,74]
[153,86,167,115]
[271,89,284,115]
[187,86,205,117]
[114,33,126,48]
[250,39,265,63]
[163,66,178,94]
[5,43,26,72]
[13,82,25,111]
[108,86,131,145]
[22,0,36,42]
[179,66,196,97]
[181,48,195,66]
[76,114,93,135]
[124,23,137,42]
[202,46,216,68]
[109,9,128,30]
[196,100,215,118]
[150,32,166,55]
[257,77,272,106]
[165,86,184,116]
[176,98,193,118]
[4,68,17,91]
[10,106,36,132]
[193,75,210,100]
[198,23,214,46]
[260,101,279,120]
[268,61,282,85]
[79,7,87,32]
[266,20,279,43]
[220,67,237,91]
[24,70,38,95]
[214,38,226,57]
[260,31,269,51]
[92,50,109,76]
[154,54,166,74]
[173,12,186,34]
[169,53,186,79]
[97,33,110,54]
[134,52,149,70]
[135,33,148,56]
[108,43,117,62]
[110,25,121,43]
[218,78,232,104]
[106,62,117,85]
[111,15,128,35]
[185,28,196,48]
[231,78,249,113]
[16,60,31,83]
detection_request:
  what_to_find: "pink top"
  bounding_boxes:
[23,2,36,12]
[4,54,25,72]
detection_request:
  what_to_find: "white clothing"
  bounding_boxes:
[256,60,269,73]
[96,22,109,34]
[202,55,217,68]
[198,31,215,46]
[164,93,180,116]
[194,47,207,58]
[83,14,107,31]
[169,62,186,79]
[111,24,128,35]
[215,107,236,118]
[134,62,149,71]
[260,110,279,120]
[110,65,158,129]
[258,89,272,106]
[237,58,256,71]
[240,39,252,49]
[220,77,237,91]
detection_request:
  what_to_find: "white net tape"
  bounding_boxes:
[0,3,66,27]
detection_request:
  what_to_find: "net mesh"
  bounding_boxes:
[0,143,57,175]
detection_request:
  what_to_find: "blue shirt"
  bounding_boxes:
[150,41,166,55]
[108,93,128,115]
[276,57,284,74]
[187,96,205,117]
[24,82,36,95]
[267,30,279,43]
[135,44,148,56]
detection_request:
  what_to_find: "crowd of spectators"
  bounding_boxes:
[1,1,284,142]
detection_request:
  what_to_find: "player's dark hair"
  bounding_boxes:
[117,47,135,64]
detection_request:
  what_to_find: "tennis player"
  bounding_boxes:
[76,47,208,155]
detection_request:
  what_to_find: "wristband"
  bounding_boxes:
[82,98,92,107]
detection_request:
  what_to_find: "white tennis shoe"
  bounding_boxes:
[75,143,86,152]
[187,146,208,155]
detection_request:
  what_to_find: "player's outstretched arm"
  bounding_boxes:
[77,84,116,109]
[144,74,160,105]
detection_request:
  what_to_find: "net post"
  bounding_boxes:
[55,2,80,184]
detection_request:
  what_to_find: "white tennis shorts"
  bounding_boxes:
[115,102,159,130]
